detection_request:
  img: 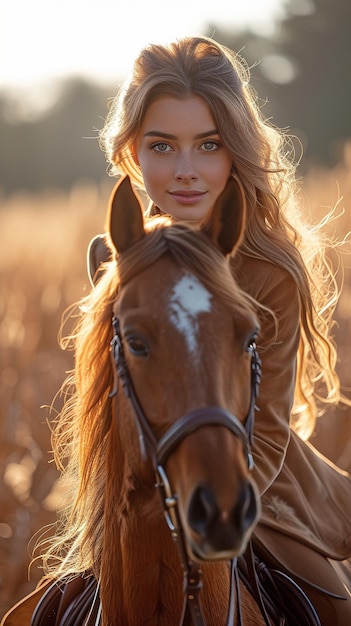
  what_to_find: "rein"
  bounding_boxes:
[109,314,262,625]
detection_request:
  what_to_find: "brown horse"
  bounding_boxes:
[92,176,263,624]
[2,176,266,625]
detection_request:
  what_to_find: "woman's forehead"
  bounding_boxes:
[139,95,218,138]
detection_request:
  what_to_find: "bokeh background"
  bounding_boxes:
[1,0,351,615]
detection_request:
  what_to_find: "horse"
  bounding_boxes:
[87,175,266,625]
[2,176,266,625]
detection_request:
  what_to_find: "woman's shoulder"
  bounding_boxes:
[232,253,298,302]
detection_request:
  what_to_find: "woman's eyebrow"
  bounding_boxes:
[194,130,219,139]
[143,131,177,139]
[143,129,219,139]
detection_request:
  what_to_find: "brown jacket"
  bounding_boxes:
[235,254,351,595]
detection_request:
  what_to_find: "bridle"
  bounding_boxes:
[109,314,262,625]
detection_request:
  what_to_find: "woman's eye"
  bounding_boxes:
[126,336,149,357]
[151,142,171,153]
[201,141,219,152]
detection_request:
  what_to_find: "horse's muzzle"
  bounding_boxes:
[186,478,260,560]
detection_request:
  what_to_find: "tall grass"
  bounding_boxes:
[0,180,110,611]
[0,159,350,613]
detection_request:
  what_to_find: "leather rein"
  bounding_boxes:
[109,314,262,625]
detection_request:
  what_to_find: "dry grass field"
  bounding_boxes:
[0,159,350,615]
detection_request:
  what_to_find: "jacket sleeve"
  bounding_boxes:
[235,258,301,495]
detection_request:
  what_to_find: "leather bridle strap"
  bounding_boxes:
[109,316,158,461]
[156,463,207,625]
[157,407,253,469]
[246,344,261,451]
[239,542,273,626]
[228,558,243,626]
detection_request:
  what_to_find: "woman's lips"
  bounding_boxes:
[169,190,206,205]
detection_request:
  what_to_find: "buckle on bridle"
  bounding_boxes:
[156,464,180,533]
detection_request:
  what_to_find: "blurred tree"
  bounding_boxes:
[0,79,111,194]
[273,0,351,164]
[210,0,351,168]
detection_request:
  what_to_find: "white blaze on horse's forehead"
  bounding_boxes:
[169,273,212,355]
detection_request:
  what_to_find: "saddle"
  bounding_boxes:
[29,575,100,626]
[237,543,321,626]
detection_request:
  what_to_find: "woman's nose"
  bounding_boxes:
[175,152,198,181]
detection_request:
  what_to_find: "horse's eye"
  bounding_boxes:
[125,336,149,357]
[246,332,258,354]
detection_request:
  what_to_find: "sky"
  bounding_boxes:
[2,0,285,92]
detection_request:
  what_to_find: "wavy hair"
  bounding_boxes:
[99,36,342,437]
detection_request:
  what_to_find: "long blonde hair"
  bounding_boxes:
[35,38,343,596]
[100,36,341,437]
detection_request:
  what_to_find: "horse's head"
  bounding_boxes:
[106,176,260,561]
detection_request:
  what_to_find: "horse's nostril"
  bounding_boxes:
[188,485,217,536]
[188,481,258,542]
[233,482,258,531]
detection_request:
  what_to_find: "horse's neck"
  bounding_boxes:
[120,508,183,624]
[101,423,234,624]
[118,502,233,624]
[100,432,183,625]
[101,472,263,625]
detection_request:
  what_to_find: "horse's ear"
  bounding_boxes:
[201,176,246,256]
[107,176,145,254]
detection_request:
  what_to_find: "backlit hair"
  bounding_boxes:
[35,39,344,608]
[100,36,341,436]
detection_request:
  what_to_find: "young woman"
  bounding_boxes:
[3,36,351,625]
[94,35,351,623]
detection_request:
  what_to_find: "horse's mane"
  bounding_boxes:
[117,217,256,313]
[39,217,257,581]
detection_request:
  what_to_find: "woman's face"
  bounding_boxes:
[135,96,233,222]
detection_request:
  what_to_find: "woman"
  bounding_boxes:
[91,35,351,623]
[3,36,351,625]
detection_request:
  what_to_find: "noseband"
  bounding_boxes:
[109,314,261,625]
